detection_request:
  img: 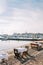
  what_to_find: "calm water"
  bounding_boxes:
[0,40,32,51]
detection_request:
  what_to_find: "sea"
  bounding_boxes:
[0,40,32,51]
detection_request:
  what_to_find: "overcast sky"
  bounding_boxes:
[0,0,43,34]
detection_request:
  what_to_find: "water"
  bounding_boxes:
[0,40,32,51]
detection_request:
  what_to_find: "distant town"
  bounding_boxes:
[0,33,43,40]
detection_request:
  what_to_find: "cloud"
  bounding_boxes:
[0,0,7,15]
[0,0,43,34]
[0,8,42,34]
[10,8,43,33]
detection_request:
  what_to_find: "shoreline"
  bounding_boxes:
[0,40,43,53]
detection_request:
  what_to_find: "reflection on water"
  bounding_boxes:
[0,40,31,51]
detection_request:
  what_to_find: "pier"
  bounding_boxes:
[0,38,43,41]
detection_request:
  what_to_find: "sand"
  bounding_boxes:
[0,42,43,65]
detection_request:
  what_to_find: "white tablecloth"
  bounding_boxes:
[15,48,27,53]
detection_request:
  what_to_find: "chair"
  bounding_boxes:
[14,49,20,58]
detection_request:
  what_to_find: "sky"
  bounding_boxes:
[0,0,43,34]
